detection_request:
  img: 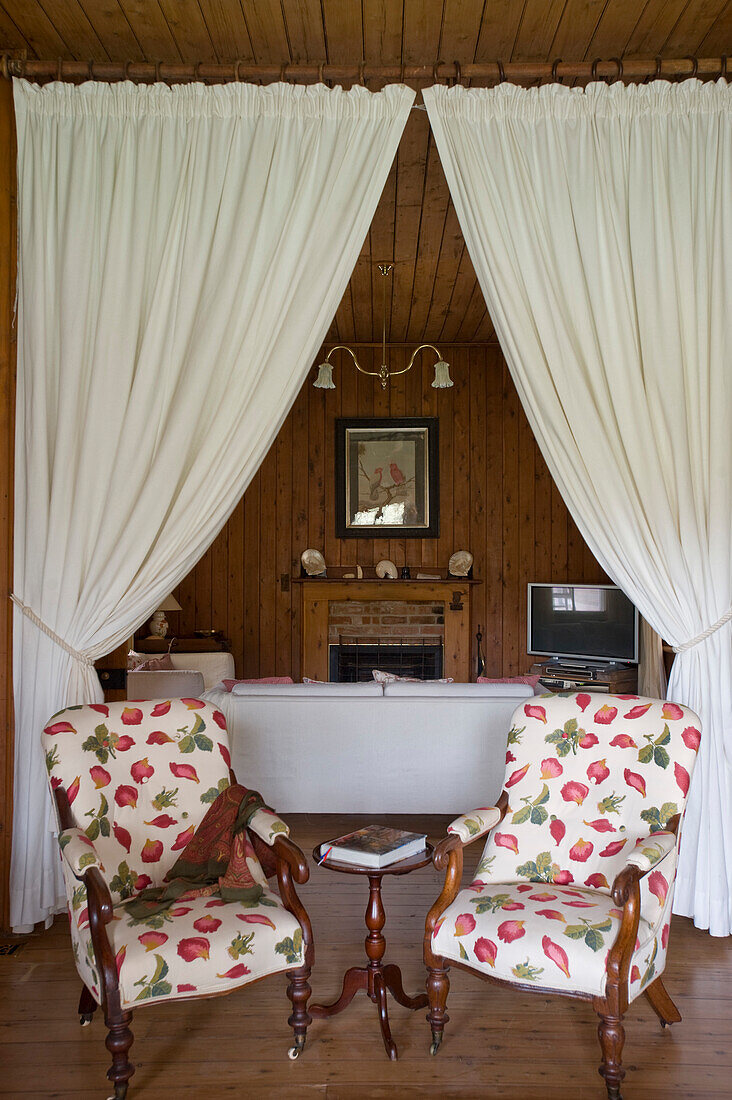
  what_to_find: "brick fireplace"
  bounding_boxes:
[327,600,445,643]
[293,578,476,683]
[326,599,446,681]
[329,641,443,682]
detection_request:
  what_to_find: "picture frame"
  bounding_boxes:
[335,417,439,539]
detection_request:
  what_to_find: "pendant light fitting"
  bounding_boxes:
[314,264,452,391]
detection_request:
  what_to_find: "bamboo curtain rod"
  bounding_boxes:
[323,341,499,349]
[0,55,728,86]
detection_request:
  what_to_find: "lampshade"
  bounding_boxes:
[431,360,453,389]
[313,361,336,389]
[157,593,182,613]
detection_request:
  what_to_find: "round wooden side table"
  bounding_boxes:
[310,842,434,1060]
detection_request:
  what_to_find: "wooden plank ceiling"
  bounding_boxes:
[1,0,729,344]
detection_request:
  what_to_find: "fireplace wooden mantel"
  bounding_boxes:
[292,578,480,682]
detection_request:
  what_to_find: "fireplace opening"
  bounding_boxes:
[329,637,443,682]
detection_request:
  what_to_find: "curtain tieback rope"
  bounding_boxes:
[10,594,96,669]
[672,606,732,654]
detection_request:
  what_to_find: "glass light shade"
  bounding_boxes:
[313,362,336,389]
[431,360,453,389]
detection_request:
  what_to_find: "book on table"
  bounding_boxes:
[321,825,427,868]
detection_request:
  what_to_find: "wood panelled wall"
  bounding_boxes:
[174,345,607,679]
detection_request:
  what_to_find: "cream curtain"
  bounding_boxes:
[424,79,732,935]
[11,78,414,930]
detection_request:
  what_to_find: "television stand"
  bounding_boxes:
[531,660,638,695]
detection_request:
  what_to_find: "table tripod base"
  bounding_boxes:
[373,973,396,1060]
[311,966,367,1018]
[310,963,427,1060]
[310,848,434,1061]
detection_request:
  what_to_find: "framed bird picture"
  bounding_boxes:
[335,417,439,538]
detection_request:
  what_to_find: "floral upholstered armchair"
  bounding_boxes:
[43,699,314,1098]
[424,692,701,1099]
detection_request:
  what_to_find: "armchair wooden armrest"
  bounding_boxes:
[54,787,119,1011]
[54,787,113,919]
[273,834,309,885]
[425,792,508,960]
[227,769,313,970]
[85,866,114,926]
[603,817,681,1019]
[602,864,642,1018]
[273,834,314,968]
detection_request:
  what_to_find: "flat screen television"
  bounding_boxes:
[527,583,639,664]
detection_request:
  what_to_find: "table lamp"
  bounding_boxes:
[147,593,181,639]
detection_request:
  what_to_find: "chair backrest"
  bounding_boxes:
[43,698,233,902]
[478,692,701,893]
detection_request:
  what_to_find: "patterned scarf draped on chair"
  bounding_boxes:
[126,785,277,918]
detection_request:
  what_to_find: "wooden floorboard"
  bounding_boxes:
[1,813,731,1099]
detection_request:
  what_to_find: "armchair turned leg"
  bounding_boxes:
[104,1008,134,1099]
[78,983,97,1026]
[426,961,450,1055]
[286,965,312,1059]
[597,1013,625,1100]
[644,976,681,1028]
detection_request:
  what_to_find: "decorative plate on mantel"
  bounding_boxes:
[301,548,326,576]
[449,550,473,577]
[375,559,398,579]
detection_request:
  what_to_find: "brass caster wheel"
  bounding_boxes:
[106,1083,128,1100]
[660,1020,667,1028]
[287,1035,306,1060]
[429,1031,443,1056]
[79,1013,94,1026]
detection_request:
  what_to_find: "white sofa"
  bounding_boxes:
[166,651,236,689]
[127,651,236,699]
[201,680,533,814]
